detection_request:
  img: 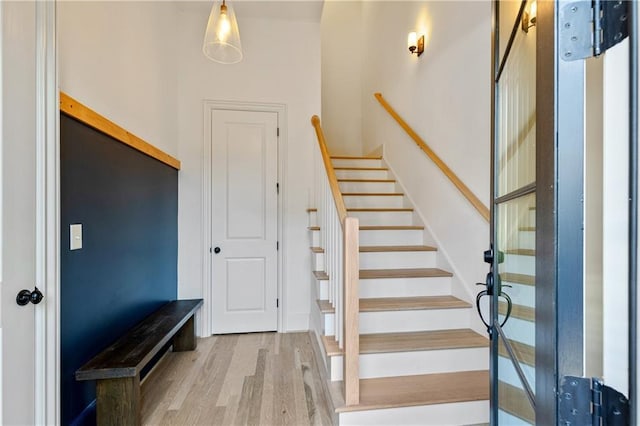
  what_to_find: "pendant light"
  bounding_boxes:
[203,0,243,64]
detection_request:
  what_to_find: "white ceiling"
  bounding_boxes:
[177,1,325,23]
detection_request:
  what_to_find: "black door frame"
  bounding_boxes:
[491,0,640,424]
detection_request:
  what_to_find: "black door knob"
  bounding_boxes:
[214,247,221,254]
[16,286,44,306]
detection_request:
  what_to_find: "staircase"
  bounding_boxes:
[308,155,490,425]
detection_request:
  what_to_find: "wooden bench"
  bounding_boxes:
[76,299,204,425]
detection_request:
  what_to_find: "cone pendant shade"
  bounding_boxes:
[203,0,243,64]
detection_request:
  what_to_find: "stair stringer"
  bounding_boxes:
[380,152,486,337]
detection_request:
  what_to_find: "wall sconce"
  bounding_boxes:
[521,1,537,33]
[407,32,424,56]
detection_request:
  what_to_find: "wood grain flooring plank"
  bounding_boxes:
[246,348,267,425]
[142,333,333,426]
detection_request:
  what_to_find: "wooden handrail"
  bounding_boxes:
[311,115,348,224]
[374,93,490,222]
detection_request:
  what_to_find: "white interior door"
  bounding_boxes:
[1,1,38,424]
[211,109,278,334]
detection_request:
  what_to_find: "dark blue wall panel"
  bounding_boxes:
[60,114,178,426]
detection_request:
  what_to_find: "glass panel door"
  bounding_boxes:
[493,0,537,423]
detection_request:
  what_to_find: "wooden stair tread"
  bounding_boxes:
[331,155,382,160]
[317,296,468,313]
[333,370,489,412]
[338,179,396,183]
[306,208,317,212]
[501,272,535,286]
[310,246,324,254]
[360,225,424,230]
[342,192,403,196]
[499,339,535,367]
[322,329,488,357]
[360,296,469,311]
[360,268,452,279]
[313,271,329,280]
[360,245,436,252]
[317,299,333,313]
[347,208,413,212]
[334,167,388,171]
[498,381,535,423]
[519,226,535,231]
[505,248,535,256]
[308,226,320,231]
[499,301,534,322]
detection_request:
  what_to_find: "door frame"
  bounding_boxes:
[489,0,586,423]
[36,1,60,424]
[202,100,287,336]
[1,0,60,424]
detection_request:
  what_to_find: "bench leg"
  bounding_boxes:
[173,315,197,351]
[96,376,141,426]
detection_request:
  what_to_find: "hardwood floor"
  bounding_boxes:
[141,332,334,425]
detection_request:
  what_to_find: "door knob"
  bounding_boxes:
[214,247,221,254]
[16,286,44,306]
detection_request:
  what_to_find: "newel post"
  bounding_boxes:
[343,216,360,405]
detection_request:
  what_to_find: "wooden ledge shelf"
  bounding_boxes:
[60,92,180,170]
[310,246,325,254]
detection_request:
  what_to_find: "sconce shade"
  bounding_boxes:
[203,0,243,64]
[407,31,424,56]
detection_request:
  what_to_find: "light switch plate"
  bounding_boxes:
[70,224,82,250]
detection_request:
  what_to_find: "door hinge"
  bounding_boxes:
[276,182,280,194]
[559,0,629,61]
[559,376,629,425]
[277,241,279,250]
[276,298,279,308]
[277,127,280,137]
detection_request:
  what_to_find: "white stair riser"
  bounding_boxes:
[332,158,382,168]
[348,210,414,226]
[343,195,405,208]
[504,282,534,308]
[323,311,335,336]
[335,169,389,180]
[503,253,535,276]
[499,355,536,389]
[360,277,452,298]
[339,181,396,193]
[358,308,472,334]
[308,210,317,227]
[359,229,423,246]
[329,347,488,380]
[518,230,535,250]
[338,400,489,426]
[500,317,534,346]
[499,409,533,425]
[309,229,319,246]
[312,252,325,271]
[360,251,436,269]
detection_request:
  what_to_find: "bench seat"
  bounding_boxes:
[76,299,203,425]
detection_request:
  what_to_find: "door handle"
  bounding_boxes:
[213,247,221,254]
[16,286,44,306]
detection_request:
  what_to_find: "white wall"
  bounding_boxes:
[359,1,491,308]
[175,4,321,332]
[321,1,362,156]
[58,1,179,156]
